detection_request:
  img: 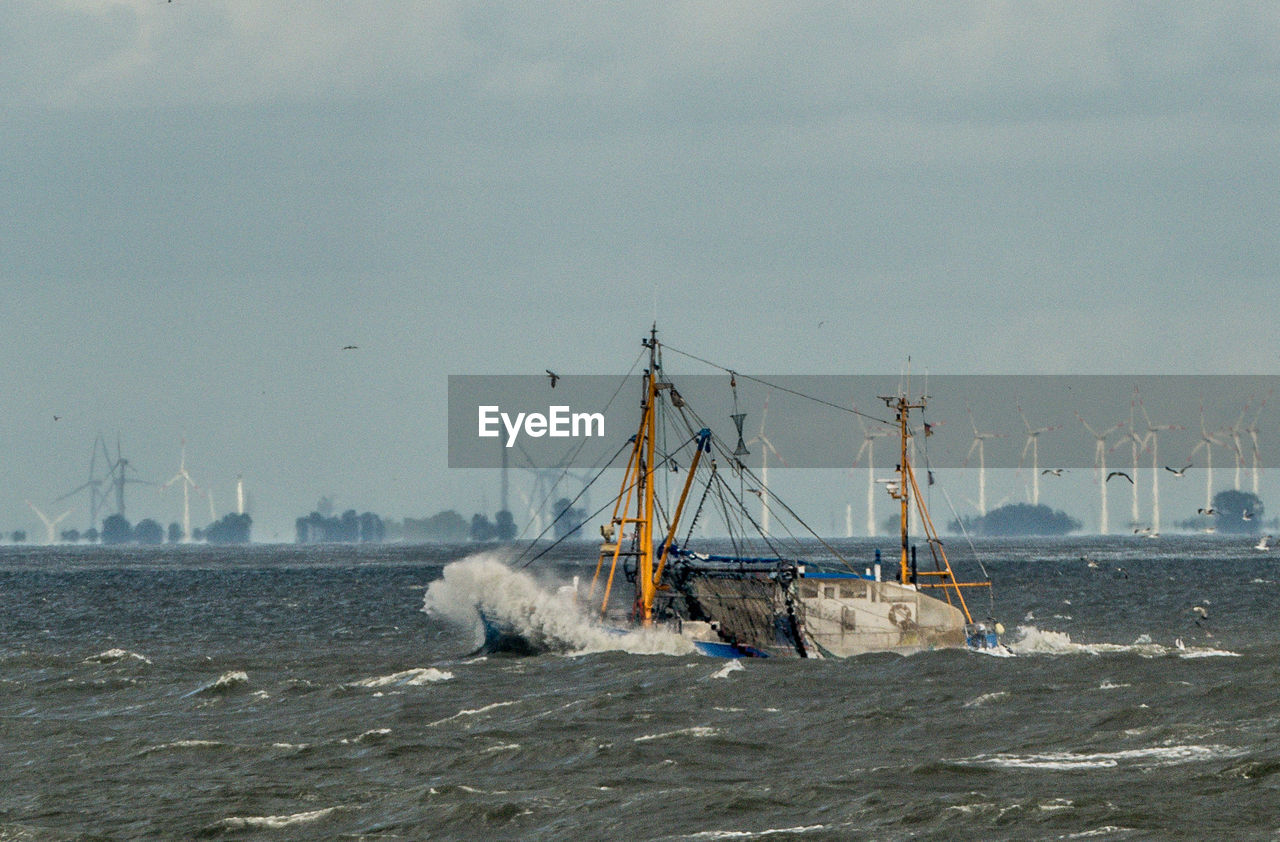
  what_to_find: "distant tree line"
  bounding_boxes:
[16,513,254,545]
[295,510,385,544]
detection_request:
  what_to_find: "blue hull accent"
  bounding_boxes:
[693,640,770,659]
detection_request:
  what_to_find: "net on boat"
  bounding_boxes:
[666,558,808,657]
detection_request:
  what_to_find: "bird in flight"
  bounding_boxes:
[1243,510,1254,521]
[546,370,560,388]
[1198,506,1218,516]
[341,345,358,350]
[1106,471,1133,484]
[1164,464,1191,477]
[1041,468,1065,476]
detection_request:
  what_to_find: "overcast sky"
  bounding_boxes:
[3,2,1278,540]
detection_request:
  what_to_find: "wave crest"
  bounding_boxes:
[422,554,694,656]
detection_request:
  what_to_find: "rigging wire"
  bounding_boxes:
[661,342,895,427]
[511,346,646,544]
[938,485,997,617]
[516,432,702,569]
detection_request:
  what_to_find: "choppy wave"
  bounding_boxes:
[348,667,454,688]
[635,726,718,742]
[683,826,829,839]
[422,554,694,656]
[960,744,1248,771]
[711,660,743,679]
[184,670,249,698]
[83,648,151,665]
[210,806,344,832]
[1009,626,1239,658]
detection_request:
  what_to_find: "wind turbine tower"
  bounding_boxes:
[852,405,893,536]
[1112,395,1147,528]
[1190,401,1226,511]
[1018,404,1059,506]
[964,404,1004,517]
[1243,390,1271,495]
[1138,396,1180,535]
[1078,411,1122,534]
[163,441,201,542]
[748,393,787,538]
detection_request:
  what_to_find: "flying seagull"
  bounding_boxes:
[341,345,358,350]
[1106,471,1133,484]
[1165,464,1191,477]
[546,369,560,388]
[1243,510,1254,521]
[1041,468,1065,476]
[1198,507,1218,516]
[1256,535,1271,551]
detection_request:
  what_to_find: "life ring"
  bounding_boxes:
[888,603,913,628]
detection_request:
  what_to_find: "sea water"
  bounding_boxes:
[1,537,1277,840]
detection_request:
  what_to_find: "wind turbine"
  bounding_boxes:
[963,403,1005,516]
[1110,393,1147,528]
[27,501,71,545]
[1137,395,1180,535]
[1017,404,1059,506]
[1077,411,1123,534]
[162,440,201,542]
[1189,401,1226,511]
[1223,400,1254,492]
[54,434,114,532]
[748,393,787,538]
[101,435,152,520]
[1243,389,1272,495]
[852,403,893,536]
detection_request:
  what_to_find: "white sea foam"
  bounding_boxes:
[422,554,695,656]
[963,691,1009,708]
[143,739,226,754]
[349,667,454,688]
[711,660,744,679]
[428,700,519,727]
[210,670,249,690]
[1007,626,1231,658]
[214,806,343,831]
[1177,648,1240,658]
[634,726,717,742]
[961,744,1246,771]
[684,825,828,839]
[340,728,391,744]
[83,648,151,665]
[184,670,249,698]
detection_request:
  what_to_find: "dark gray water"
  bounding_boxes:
[2,537,1279,840]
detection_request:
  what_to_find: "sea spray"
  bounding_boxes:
[422,554,694,656]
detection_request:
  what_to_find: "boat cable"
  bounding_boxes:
[660,342,895,427]
[512,436,634,567]
[510,346,647,544]
[938,485,997,617]
[668,390,859,574]
[516,432,703,569]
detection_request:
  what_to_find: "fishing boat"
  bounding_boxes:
[493,326,1005,658]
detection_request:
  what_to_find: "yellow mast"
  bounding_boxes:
[591,326,663,625]
[881,392,985,625]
